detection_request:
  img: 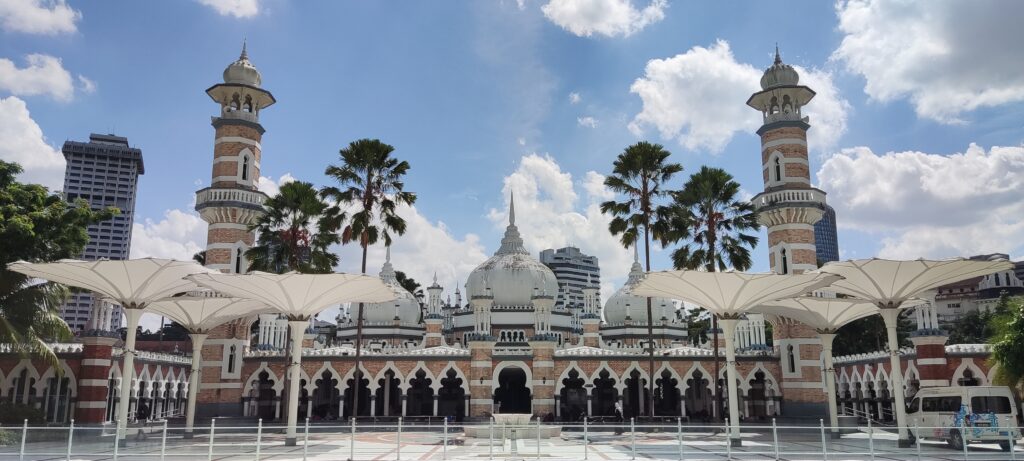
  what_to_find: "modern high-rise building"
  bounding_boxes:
[539,246,600,309]
[814,204,840,265]
[60,133,145,331]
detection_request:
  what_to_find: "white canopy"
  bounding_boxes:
[754,295,885,331]
[186,271,396,319]
[632,271,841,316]
[7,258,212,307]
[815,258,1013,307]
[813,258,1012,444]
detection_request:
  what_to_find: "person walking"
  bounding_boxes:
[614,401,625,435]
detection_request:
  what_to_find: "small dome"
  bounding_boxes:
[603,247,674,324]
[759,47,799,90]
[465,194,559,307]
[362,247,422,324]
[223,41,262,87]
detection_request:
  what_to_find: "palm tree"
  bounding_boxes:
[395,271,424,302]
[246,181,342,274]
[600,141,682,417]
[322,138,416,418]
[658,165,759,420]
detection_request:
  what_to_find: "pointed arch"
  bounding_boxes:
[556,362,586,394]
[744,363,781,395]
[655,363,684,387]
[37,362,78,398]
[491,361,533,392]
[309,362,343,393]
[3,359,42,395]
[402,361,435,392]
[244,362,283,393]
[340,362,373,389]
[372,362,405,392]
[588,361,620,385]
[434,363,469,392]
[952,358,987,386]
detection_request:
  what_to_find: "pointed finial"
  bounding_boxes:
[240,38,249,60]
[386,245,391,263]
[509,191,516,226]
[774,43,781,65]
[633,243,639,263]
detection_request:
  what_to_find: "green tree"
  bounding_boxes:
[658,165,760,420]
[833,312,914,357]
[989,295,1024,392]
[246,181,342,274]
[946,310,997,344]
[322,138,416,418]
[0,161,115,366]
[600,141,682,416]
[192,250,206,266]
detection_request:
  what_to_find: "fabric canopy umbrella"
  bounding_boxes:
[146,291,273,438]
[754,295,901,435]
[815,258,1013,445]
[633,270,840,445]
[186,271,396,445]
[7,258,213,442]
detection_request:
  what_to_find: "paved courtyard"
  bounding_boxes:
[1,423,1019,461]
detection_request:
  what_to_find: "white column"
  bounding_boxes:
[116,308,143,442]
[185,333,207,438]
[929,305,939,330]
[879,308,908,444]
[720,318,742,446]
[285,320,307,446]
[819,333,839,434]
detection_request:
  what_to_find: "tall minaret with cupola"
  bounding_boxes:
[747,46,830,416]
[195,42,275,274]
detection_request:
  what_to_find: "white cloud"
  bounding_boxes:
[196,0,260,18]
[256,173,295,197]
[577,116,597,128]
[569,92,581,104]
[541,0,666,38]
[0,0,80,34]
[77,75,96,94]
[817,144,1024,259]
[629,40,848,154]
[0,54,75,101]
[0,96,65,189]
[130,209,207,261]
[486,154,634,303]
[832,0,1024,124]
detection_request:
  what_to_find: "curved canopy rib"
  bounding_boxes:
[814,258,1013,306]
[632,270,841,316]
[147,290,274,333]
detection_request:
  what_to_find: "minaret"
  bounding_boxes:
[747,46,829,416]
[195,42,276,274]
[193,43,276,417]
[424,273,446,347]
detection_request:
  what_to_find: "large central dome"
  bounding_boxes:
[465,195,559,306]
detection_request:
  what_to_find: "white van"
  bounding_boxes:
[906,386,1021,451]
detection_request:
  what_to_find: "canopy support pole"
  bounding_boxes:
[819,333,839,438]
[185,333,208,439]
[116,308,144,444]
[719,318,742,447]
[285,320,307,446]
[878,308,909,446]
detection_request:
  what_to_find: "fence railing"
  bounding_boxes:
[0,417,1019,461]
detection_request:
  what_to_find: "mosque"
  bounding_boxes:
[0,46,998,427]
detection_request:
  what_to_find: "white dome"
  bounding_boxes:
[603,248,675,324]
[223,42,262,87]
[465,195,559,306]
[759,47,799,90]
[362,247,422,324]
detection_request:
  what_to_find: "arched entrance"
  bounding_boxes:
[313,371,340,419]
[343,374,370,419]
[684,370,712,421]
[406,370,434,416]
[494,367,531,414]
[591,370,618,417]
[747,371,768,420]
[654,369,680,416]
[559,369,586,421]
[437,369,465,421]
[256,371,277,420]
[623,370,648,418]
[375,370,401,417]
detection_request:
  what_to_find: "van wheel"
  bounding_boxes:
[999,441,1012,452]
[947,430,965,451]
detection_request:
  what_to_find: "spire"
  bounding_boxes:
[509,191,516,226]
[240,38,249,61]
[379,245,396,282]
[386,245,391,263]
[628,243,644,282]
[774,43,781,65]
[633,243,639,263]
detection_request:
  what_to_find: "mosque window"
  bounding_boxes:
[235,249,243,274]
[1005,273,1012,286]
[780,248,789,274]
[787,345,796,373]
[774,157,782,182]
[241,156,250,181]
[227,345,237,373]
[243,95,253,112]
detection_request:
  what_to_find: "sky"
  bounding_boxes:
[2,0,1024,329]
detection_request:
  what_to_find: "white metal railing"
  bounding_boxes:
[194,187,266,208]
[0,342,83,354]
[7,418,1020,461]
[112,348,191,365]
[753,188,825,208]
[764,111,805,124]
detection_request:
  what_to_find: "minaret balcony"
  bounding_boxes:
[752,187,827,226]
[195,186,267,224]
[763,111,808,124]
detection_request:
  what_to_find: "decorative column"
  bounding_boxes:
[720,316,742,447]
[76,335,119,423]
[879,308,910,446]
[184,333,207,438]
[467,337,496,417]
[818,332,840,437]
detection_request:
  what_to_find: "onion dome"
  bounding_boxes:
[759,46,799,90]
[603,245,674,324]
[362,246,422,324]
[223,40,262,87]
[465,194,559,306]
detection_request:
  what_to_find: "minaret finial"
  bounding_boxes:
[633,243,639,263]
[240,38,248,60]
[774,43,781,65]
[386,245,391,263]
[509,191,516,226]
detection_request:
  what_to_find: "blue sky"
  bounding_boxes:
[2,0,1024,323]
